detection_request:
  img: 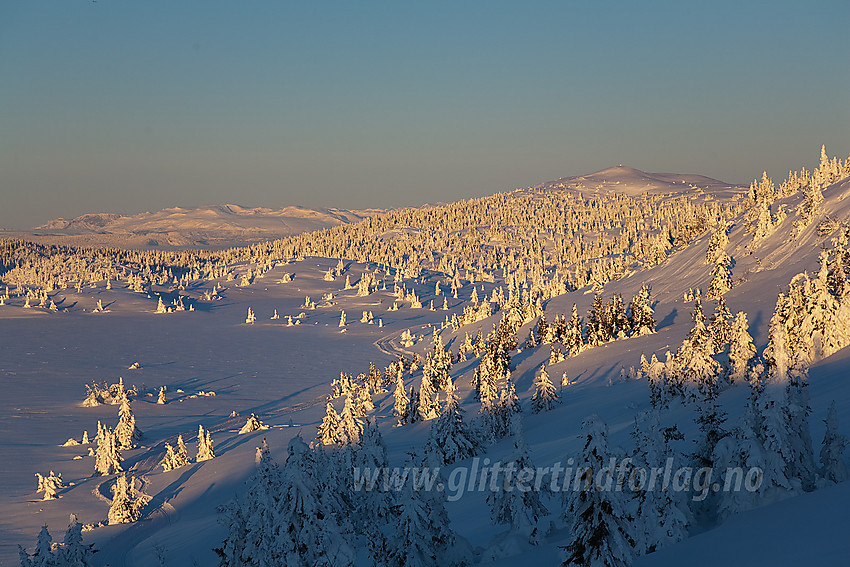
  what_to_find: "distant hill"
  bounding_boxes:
[25,204,383,249]
[531,165,744,198]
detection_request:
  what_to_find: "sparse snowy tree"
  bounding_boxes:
[157,386,167,405]
[114,395,142,450]
[197,424,216,461]
[531,365,559,413]
[238,413,269,434]
[245,307,256,324]
[161,434,190,471]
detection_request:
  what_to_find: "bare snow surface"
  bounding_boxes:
[2,163,850,566]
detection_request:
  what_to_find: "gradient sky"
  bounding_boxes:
[1,1,848,229]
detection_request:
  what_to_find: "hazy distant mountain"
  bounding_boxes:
[27,204,383,249]
[532,165,743,198]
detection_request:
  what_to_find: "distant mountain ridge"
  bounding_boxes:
[28,204,383,249]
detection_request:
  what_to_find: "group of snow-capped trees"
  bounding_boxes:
[215,434,474,567]
[18,515,96,567]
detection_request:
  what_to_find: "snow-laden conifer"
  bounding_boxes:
[561,415,635,567]
[107,473,150,524]
[197,424,216,461]
[531,365,559,413]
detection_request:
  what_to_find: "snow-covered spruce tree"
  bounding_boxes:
[217,438,286,566]
[704,226,729,265]
[157,386,167,405]
[563,303,584,355]
[708,297,733,358]
[197,424,216,461]
[392,370,410,425]
[19,525,54,567]
[728,311,757,384]
[627,284,655,337]
[531,365,559,413]
[424,376,478,465]
[108,473,150,524]
[115,394,142,450]
[487,419,548,545]
[382,453,471,567]
[417,364,439,421]
[819,401,849,483]
[317,399,342,445]
[561,415,635,567]
[245,307,256,324]
[94,423,122,476]
[338,391,365,445]
[57,514,96,567]
[707,252,732,300]
[631,410,687,554]
[35,471,64,500]
[351,418,394,537]
[676,292,720,398]
[277,436,355,566]
[161,435,190,471]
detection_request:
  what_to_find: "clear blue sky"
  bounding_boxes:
[1,1,848,229]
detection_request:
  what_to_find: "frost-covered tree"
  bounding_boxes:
[728,311,757,384]
[487,420,548,545]
[531,365,559,413]
[631,410,687,554]
[108,473,150,524]
[382,454,470,567]
[245,307,256,324]
[425,376,478,465]
[161,434,190,471]
[157,386,167,405]
[94,422,122,476]
[19,525,53,567]
[317,399,342,445]
[393,370,410,425]
[417,366,439,421]
[676,293,721,397]
[627,284,655,337]
[197,424,216,461]
[58,514,96,567]
[115,395,142,450]
[705,226,729,265]
[708,296,732,355]
[338,391,365,445]
[238,414,269,435]
[707,252,732,299]
[819,401,849,483]
[561,415,635,567]
[35,471,64,500]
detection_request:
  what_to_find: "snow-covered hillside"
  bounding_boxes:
[21,204,383,249]
[2,149,850,567]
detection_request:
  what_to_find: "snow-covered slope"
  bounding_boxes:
[2,152,850,566]
[24,204,383,249]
